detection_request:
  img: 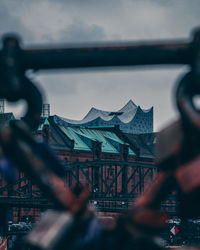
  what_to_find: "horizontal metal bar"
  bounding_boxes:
[68,160,156,169]
[0,196,52,208]
[0,38,190,72]
[22,41,191,71]
[0,196,177,215]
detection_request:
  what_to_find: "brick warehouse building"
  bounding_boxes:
[0,111,157,223]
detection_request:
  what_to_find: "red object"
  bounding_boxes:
[170,225,179,236]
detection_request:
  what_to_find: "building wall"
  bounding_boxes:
[0,148,156,223]
[0,122,156,223]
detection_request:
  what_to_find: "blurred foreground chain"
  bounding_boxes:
[120,29,200,249]
[0,27,200,250]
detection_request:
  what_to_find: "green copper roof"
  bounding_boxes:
[129,148,136,156]
[59,125,136,155]
[59,126,91,151]
[78,128,119,154]
[44,118,50,126]
[37,124,43,131]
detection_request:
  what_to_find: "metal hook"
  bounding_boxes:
[0,35,42,130]
[176,72,200,131]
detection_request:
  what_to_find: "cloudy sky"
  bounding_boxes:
[1,0,200,131]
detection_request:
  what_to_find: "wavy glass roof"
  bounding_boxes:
[56,100,152,125]
[54,100,153,134]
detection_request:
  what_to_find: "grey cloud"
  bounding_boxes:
[0,2,25,37]
[60,18,106,42]
[0,1,106,44]
[47,0,121,6]
[0,2,35,44]
[35,73,78,97]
